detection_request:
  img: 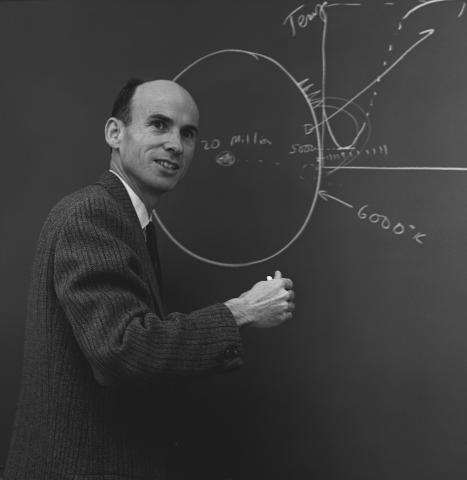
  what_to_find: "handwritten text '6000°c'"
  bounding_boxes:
[357,205,426,245]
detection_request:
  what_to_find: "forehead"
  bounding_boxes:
[131,81,199,126]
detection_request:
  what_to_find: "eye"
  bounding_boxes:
[151,119,168,131]
[182,128,197,140]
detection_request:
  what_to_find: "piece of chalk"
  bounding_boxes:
[266,276,273,281]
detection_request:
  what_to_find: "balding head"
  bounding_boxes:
[134,80,198,113]
[111,78,199,127]
[131,80,199,128]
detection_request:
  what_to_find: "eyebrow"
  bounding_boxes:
[146,113,171,126]
[146,113,199,137]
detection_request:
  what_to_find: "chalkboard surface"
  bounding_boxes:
[1,1,467,478]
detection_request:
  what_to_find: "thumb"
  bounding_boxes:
[274,270,282,279]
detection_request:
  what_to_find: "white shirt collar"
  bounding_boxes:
[109,170,152,230]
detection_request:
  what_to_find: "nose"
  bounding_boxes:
[164,129,183,156]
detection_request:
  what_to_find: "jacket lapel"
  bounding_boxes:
[95,171,166,319]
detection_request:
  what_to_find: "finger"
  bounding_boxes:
[280,289,294,301]
[287,302,295,312]
[274,270,282,279]
[282,278,294,289]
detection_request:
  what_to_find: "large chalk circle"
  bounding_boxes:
[154,50,322,267]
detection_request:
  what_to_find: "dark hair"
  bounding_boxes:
[110,77,147,125]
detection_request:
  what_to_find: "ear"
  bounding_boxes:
[105,117,124,150]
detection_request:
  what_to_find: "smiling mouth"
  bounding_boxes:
[155,159,180,171]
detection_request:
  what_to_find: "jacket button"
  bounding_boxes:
[224,346,240,359]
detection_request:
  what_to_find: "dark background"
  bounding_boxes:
[1,1,467,478]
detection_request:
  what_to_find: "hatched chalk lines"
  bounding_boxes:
[154,0,465,266]
[284,0,465,175]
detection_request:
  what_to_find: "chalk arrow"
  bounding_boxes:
[318,190,355,209]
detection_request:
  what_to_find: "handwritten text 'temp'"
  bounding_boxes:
[283,3,324,37]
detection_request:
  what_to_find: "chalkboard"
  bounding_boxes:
[1,1,467,478]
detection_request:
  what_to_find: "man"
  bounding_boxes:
[5,79,295,479]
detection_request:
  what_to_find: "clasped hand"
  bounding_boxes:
[225,270,295,328]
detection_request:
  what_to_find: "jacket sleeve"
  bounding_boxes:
[53,197,243,386]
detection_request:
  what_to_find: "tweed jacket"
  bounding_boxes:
[5,171,243,480]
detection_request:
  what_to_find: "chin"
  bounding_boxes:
[150,179,179,196]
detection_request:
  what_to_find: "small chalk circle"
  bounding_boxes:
[266,276,273,281]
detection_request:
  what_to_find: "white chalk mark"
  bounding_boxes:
[307,90,322,101]
[317,7,370,155]
[413,233,426,244]
[175,50,259,80]
[282,3,305,37]
[328,2,362,6]
[318,98,371,175]
[310,98,366,151]
[314,29,435,130]
[459,1,466,16]
[351,122,367,147]
[403,0,459,20]
[320,4,328,157]
[322,166,467,171]
[302,83,315,93]
[318,190,355,208]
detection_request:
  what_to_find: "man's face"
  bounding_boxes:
[115,80,199,202]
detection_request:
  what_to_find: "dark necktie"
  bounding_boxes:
[144,221,165,315]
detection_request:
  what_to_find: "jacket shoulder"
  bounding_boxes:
[41,184,123,241]
[54,183,115,213]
